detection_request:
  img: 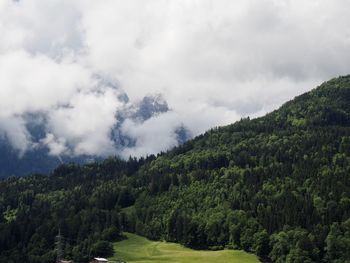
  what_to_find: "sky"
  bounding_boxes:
[1,0,350,158]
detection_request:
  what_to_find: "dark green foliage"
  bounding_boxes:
[1,76,350,262]
[91,240,114,258]
[325,219,350,262]
[0,158,141,263]
[101,226,121,241]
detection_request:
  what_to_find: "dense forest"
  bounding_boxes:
[1,76,350,263]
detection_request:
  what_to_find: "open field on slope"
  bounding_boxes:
[110,233,260,263]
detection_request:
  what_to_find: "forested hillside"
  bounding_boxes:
[0,157,145,262]
[1,76,350,263]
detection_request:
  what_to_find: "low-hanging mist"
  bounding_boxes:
[1,0,350,160]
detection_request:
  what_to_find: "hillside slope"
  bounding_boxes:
[0,76,350,263]
[122,76,350,262]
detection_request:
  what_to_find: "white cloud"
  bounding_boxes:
[47,88,122,156]
[40,133,68,156]
[121,111,182,157]
[0,50,92,117]
[0,0,83,55]
[0,115,31,156]
[1,0,350,158]
[78,0,350,128]
[0,49,94,154]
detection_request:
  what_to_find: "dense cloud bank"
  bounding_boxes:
[1,0,350,158]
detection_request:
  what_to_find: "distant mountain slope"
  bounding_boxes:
[0,94,191,178]
[0,76,349,263]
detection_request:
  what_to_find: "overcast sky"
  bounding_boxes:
[1,0,350,158]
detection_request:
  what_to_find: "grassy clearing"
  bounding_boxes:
[110,233,260,263]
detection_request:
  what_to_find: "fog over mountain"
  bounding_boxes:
[1,0,350,167]
[0,90,192,176]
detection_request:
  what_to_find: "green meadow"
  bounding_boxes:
[110,233,260,263]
